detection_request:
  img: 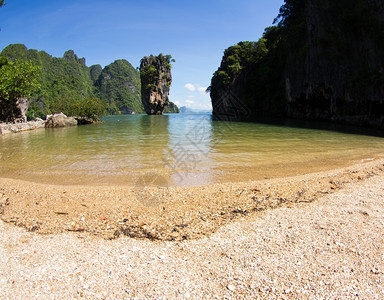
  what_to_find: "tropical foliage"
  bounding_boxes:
[0,44,142,120]
[1,44,100,119]
[94,59,143,114]
[0,44,179,121]
[140,53,174,95]
[0,56,40,121]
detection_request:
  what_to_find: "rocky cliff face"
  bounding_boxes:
[210,0,384,129]
[285,0,384,128]
[140,54,172,115]
[0,97,29,123]
[210,33,286,121]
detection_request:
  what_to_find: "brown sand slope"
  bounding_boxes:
[1,158,384,241]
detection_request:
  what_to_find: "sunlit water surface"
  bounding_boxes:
[0,114,383,186]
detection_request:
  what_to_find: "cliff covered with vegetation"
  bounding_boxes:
[210,0,384,128]
[94,59,142,114]
[1,44,104,119]
[0,44,179,121]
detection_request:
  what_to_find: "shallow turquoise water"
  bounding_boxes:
[0,114,383,186]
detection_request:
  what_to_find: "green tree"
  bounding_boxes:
[274,0,305,27]
[74,97,107,120]
[50,92,106,120]
[0,57,40,122]
[1,44,102,118]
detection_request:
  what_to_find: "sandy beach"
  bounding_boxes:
[1,158,384,298]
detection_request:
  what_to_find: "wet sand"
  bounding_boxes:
[1,157,383,241]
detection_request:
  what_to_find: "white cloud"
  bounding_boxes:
[184,83,196,92]
[197,86,207,95]
[174,82,211,111]
[195,102,212,110]
[184,83,207,95]
[172,97,212,110]
[185,99,195,105]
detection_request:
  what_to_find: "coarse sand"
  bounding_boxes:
[1,158,384,298]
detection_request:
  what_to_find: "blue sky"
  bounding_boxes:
[0,0,284,111]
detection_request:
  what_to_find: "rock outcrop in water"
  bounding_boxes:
[140,54,173,115]
[0,119,45,135]
[45,113,77,128]
[210,0,384,129]
[285,0,384,128]
[0,113,92,135]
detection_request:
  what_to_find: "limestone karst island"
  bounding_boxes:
[1,0,384,298]
[140,54,173,115]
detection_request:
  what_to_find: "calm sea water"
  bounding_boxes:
[0,114,383,186]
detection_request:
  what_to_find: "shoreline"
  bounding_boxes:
[1,157,383,241]
[0,119,46,135]
[1,158,384,297]
[0,113,98,136]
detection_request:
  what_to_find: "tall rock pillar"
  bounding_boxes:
[140,54,173,115]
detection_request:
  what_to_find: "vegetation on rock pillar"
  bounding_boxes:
[140,54,174,115]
